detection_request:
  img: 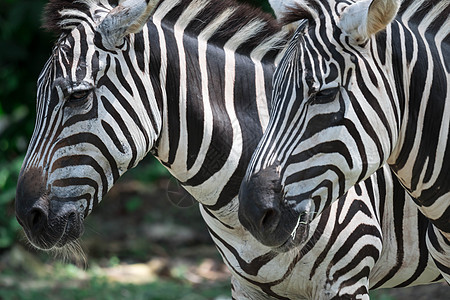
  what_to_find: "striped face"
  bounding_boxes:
[239,0,399,250]
[15,1,160,250]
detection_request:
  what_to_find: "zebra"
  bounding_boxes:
[239,0,450,286]
[14,0,442,298]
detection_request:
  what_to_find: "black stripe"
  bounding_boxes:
[76,25,88,80]
[101,120,125,153]
[162,14,181,166]
[51,154,109,199]
[372,179,406,288]
[52,177,100,206]
[100,95,138,169]
[54,132,120,182]
[183,42,231,186]
[147,21,164,124]
[122,51,154,151]
[97,61,150,156]
[395,213,432,287]
[134,31,146,72]
[184,31,203,171]
[114,57,134,96]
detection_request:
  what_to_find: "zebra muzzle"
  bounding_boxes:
[16,196,84,250]
[16,167,85,250]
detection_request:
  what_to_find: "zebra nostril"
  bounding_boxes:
[260,208,279,230]
[28,207,47,234]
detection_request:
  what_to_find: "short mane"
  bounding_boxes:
[42,0,288,57]
[42,0,118,34]
[279,0,448,29]
[279,0,316,25]
[163,0,285,55]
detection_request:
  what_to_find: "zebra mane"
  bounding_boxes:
[279,0,448,27]
[279,0,316,25]
[167,0,286,56]
[42,0,288,57]
[42,0,118,34]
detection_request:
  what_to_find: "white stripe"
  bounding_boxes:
[151,6,171,163]
[171,0,209,179]
[185,8,237,178]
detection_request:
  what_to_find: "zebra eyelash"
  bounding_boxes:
[308,86,340,105]
[68,89,92,104]
[66,82,95,105]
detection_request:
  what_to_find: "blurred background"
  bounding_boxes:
[0,0,447,299]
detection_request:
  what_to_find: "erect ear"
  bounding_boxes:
[97,0,158,50]
[340,0,399,43]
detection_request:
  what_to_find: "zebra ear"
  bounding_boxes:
[340,0,399,43]
[97,0,157,50]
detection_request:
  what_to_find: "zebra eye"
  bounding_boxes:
[310,87,339,105]
[68,90,91,104]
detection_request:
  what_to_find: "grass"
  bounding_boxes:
[0,275,399,300]
[0,278,231,300]
[0,244,232,300]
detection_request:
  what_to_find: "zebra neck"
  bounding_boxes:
[146,0,287,212]
[386,1,449,202]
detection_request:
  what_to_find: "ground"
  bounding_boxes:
[0,159,448,299]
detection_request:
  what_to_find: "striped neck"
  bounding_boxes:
[384,0,449,204]
[144,0,289,209]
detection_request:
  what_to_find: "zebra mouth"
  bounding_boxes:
[21,206,85,251]
[54,212,84,248]
[274,212,310,253]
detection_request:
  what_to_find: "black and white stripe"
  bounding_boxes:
[240,0,449,288]
[16,0,444,298]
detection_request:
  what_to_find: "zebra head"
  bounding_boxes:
[239,0,400,250]
[15,0,160,251]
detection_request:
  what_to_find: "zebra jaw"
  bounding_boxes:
[275,214,310,253]
[290,212,309,239]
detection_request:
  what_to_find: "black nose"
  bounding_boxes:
[238,165,285,247]
[27,206,49,234]
[15,167,48,234]
[16,167,84,249]
[239,191,281,239]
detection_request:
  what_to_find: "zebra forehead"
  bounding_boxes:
[42,0,118,34]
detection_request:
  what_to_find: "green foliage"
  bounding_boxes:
[125,157,171,183]
[0,259,231,300]
[0,0,53,148]
[0,0,53,249]
[369,291,396,300]
[0,277,231,300]
[0,157,23,248]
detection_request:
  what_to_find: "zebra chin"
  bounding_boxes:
[274,220,310,253]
